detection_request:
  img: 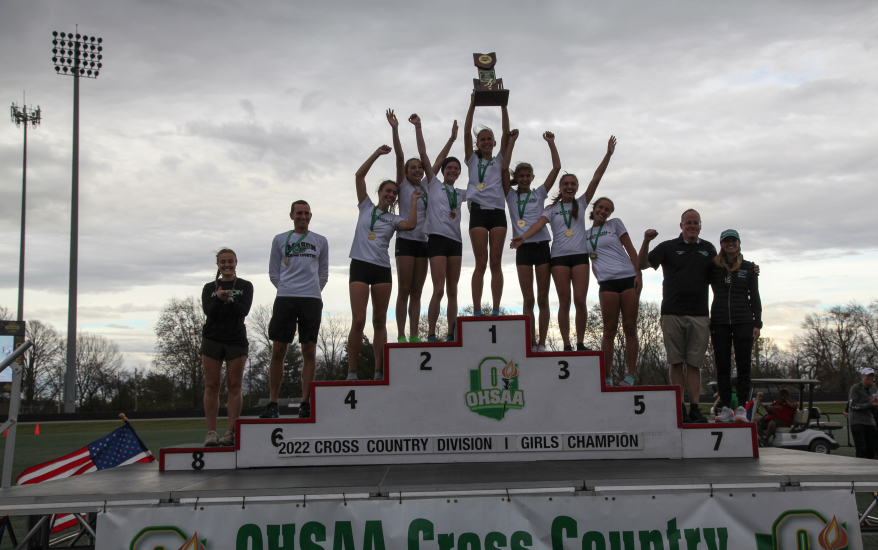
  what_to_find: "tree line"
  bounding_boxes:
[2,299,876,413]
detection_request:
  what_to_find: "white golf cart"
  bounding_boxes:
[708,378,841,454]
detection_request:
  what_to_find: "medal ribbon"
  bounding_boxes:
[587,224,605,253]
[560,200,572,229]
[443,183,458,212]
[477,157,493,183]
[285,231,309,257]
[516,190,532,221]
[370,206,387,233]
[416,185,427,209]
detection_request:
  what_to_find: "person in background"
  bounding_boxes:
[757,388,798,443]
[848,367,878,459]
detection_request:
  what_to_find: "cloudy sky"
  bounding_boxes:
[1,1,876,368]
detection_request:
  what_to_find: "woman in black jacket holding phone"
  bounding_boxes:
[710,229,762,423]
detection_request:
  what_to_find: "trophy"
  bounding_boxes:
[472,52,509,107]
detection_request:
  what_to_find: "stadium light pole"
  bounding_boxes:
[9,100,41,322]
[52,29,103,413]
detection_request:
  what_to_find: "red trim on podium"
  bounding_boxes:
[159,446,234,472]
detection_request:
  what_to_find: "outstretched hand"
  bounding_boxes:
[508,129,519,141]
[607,135,617,155]
[409,113,421,126]
[411,190,423,203]
[543,131,555,143]
[386,109,398,128]
[450,119,459,140]
[376,145,392,156]
[644,229,658,242]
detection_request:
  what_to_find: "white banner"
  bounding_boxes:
[97,490,860,550]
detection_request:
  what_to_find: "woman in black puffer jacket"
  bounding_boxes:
[710,229,762,423]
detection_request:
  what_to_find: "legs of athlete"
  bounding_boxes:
[410,257,428,337]
[395,255,415,339]
[428,256,447,336]
[517,265,536,346]
[371,283,393,373]
[551,266,572,348]
[599,291,621,377]
[224,355,246,430]
[300,341,316,404]
[488,227,506,312]
[620,287,640,381]
[347,282,370,374]
[202,355,223,433]
[571,264,590,346]
[535,263,551,347]
[470,227,489,312]
[268,341,288,402]
[446,256,463,337]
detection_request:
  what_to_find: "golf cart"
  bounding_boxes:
[708,378,841,454]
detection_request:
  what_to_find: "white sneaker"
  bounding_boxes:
[537,345,546,353]
[346,371,359,381]
[714,407,735,423]
[374,370,384,381]
[734,406,749,423]
[531,345,537,352]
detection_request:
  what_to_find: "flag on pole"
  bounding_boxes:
[16,421,155,533]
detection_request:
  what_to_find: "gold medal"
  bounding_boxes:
[368,232,376,240]
[517,220,525,228]
[565,229,574,237]
[589,252,597,260]
[450,211,456,219]
[284,257,290,266]
[476,183,484,191]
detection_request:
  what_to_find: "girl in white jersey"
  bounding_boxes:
[463,92,510,315]
[411,114,468,342]
[387,109,457,344]
[586,197,642,387]
[347,145,422,381]
[502,129,561,352]
[511,136,617,351]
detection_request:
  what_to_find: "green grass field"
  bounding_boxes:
[1,411,876,549]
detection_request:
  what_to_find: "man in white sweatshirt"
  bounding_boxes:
[260,200,329,419]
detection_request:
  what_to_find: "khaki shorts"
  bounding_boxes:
[661,315,710,368]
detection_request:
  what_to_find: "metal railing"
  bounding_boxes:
[1,339,34,488]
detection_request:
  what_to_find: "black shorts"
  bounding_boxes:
[201,337,248,361]
[468,202,508,231]
[427,234,463,258]
[516,241,551,267]
[268,296,323,344]
[395,237,429,258]
[550,253,590,269]
[599,276,636,294]
[349,259,392,285]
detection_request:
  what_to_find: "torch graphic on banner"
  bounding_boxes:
[501,360,517,389]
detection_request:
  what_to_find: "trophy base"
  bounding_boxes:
[474,89,509,107]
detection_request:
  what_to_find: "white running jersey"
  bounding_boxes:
[585,217,638,282]
[541,195,590,258]
[506,184,551,243]
[349,196,405,268]
[397,177,429,243]
[424,176,468,242]
[269,230,329,299]
[465,151,506,210]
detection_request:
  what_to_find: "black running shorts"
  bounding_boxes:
[550,253,590,269]
[599,276,637,294]
[349,259,392,285]
[468,202,508,231]
[515,241,551,267]
[395,237,429,258]
[268,296,323,344]
[427,234,463,258]
[201,337,249,361]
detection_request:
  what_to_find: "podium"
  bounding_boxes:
[160,316,756,471]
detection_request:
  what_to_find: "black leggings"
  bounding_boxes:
[851,425,878,459]
[711,323,753,408]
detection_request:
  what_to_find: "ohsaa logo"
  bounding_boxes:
[129,526,207,550]
[755,510,849,550]
[465,357,525,420]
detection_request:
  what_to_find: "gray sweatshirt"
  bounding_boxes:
[848,382,877,427]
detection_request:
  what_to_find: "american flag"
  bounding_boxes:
[16,422,154,533]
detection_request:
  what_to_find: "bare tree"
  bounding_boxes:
[246,302,303,401]
[417,308,448,342]
[0,305,11,320]
[22,320,64,409]
[317,314,349,381]
[153,296,205,408]
[51,332,125,409]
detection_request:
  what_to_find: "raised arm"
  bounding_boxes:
[499,104,510,157]
[638,229,658,271]
[355,145,392,205]
[620,232,643,291]
[463,93,476,162]
[502,129,519,196]
[542,131,561,193]
[411,114,434,182]
[510,216,549,248]
[582,135,617,204]
[387,109,404,184]
[432,119,458,176]
[397,189,423,231]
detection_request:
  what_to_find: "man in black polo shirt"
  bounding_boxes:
[638,209,715,423]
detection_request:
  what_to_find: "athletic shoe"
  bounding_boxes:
[409,335,422,343]
[491,309,500,316]
[688,404,708,423]
[374,370,384,381]
[734,406,748,423]
[531,345,537,352]
[473,311,483,317]
[219,430,235,446]
[397,335,407,343]
[297,401,311,419]
[576,343,591,351]
[714,407,735,423]
[620,374,635,387]
[259,402,279,419]
[605,376,613,386]
[537,345,546,353]
[563,345,574,351]
[204,431,220,447]
[680,404,690,423]
[427,334,439,342]
[346,371,359,381]
[446,333,455,342]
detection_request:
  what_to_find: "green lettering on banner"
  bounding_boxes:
[408,519,435,550]
[702,528,727,550]
[237,524,264,550]
[797,530,810,550]
[551,516,577,550]
[755,534,774,550]
[608,532,621,550]
[438,533,455,550]
[459,532,482,550]
[638,530,664,550]
[666,519,681,550]
[683,529,701,550]
[302,522,327,550]
[334,522,355,550]
[364,521,386,550]
[485,532,507,550]
[582,532,606,550]
[622,532,635,550]
[511,532,533,550]
[270,524,296,550]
